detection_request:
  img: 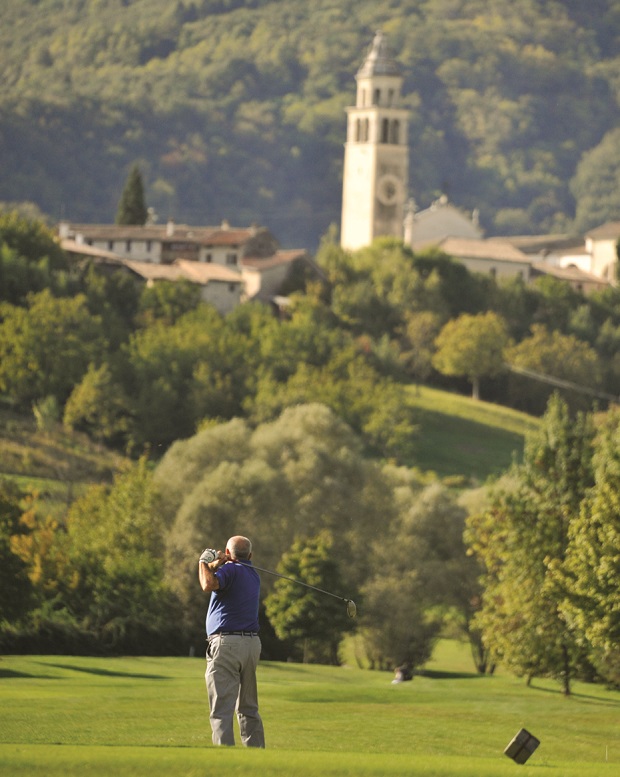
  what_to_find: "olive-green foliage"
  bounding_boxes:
[115,163,148,226]
[265,531,354,664]
[571,127,620,233]
[0,478,32,622]
[79,263,141,350]
[120,304,249,447]
[0,289,106,407]
[466,394,597,693]
[0,211,69,304]
[0,211,67,271]
[360,480,477,671]
[63,458,182,653]
[433,311,511,399]
[136,279,201,327]
[156,404,397,638]
[561,408,620,686]
[1,2,620,246]
[506,324,603,414]
[63,363,132,447]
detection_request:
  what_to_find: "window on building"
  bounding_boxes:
[226,253,237,265]
[374,88,381,105]
[126,240,131,252]
[381,118,389,143]
[388,88,394,106]
[108,241,113,250]
[363,118,369,142]
[390,120,400,145]
[355,118,361,142]
[146,240,152,252]
[205,253,212,263]
[490,267,497,278]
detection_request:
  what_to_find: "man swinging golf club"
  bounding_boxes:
[199,536,265,748]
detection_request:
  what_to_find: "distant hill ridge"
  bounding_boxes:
[1,0,619,249]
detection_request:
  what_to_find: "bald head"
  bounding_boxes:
[226,535,252,560]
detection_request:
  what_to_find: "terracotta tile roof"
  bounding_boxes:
[199,228,259,246]
[241,249,308,270]
[416,236,530,264]
[123,259,243,285]
[585,222,620,240]
[123,260,187,281]
[492,234,585,254]
[176,259,243,284]
[60,222,266,247]
[531,262,609,285]
[60,238,126,263]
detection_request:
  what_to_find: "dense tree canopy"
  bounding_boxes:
[1,1,620,248]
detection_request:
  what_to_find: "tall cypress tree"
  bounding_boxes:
[116,163,148,225]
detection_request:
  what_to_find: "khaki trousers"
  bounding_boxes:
[205,634,265,747]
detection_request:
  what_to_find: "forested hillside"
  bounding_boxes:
[1,0,620,250]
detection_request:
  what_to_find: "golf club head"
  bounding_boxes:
[346,600,357,618]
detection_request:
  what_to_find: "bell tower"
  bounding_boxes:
[340,32,409,251]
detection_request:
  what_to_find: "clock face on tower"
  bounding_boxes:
[376,174,402,206]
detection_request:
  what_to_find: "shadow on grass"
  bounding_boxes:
[0,669,40,679]
[410,407,525,480]
[529,682,620,707]
[416,669,483,680]
[35,662,168,680]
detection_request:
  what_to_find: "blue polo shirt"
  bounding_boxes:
[206,560,260,636]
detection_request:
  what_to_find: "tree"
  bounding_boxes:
[264,531,354,664]
[433,311,510,399]
[158,404,398,640]
[136,279,201,327]
[571,128,620,233]
[0,479,32,623]
[116,163,148,226]
[360,481,480,673]
[506,324,602,414]
[0,211,68,271]
[561,408,620,686]
[121,305,248,447]
[248,345,418,461]
[398,309,442,390]
[63,362,132,448]
[65,458,182,653]
[466,394,596,694]
[0,212,70,305]
[0,289,106,407]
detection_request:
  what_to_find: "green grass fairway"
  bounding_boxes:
[1,643,618,777]
[407,386,540,481]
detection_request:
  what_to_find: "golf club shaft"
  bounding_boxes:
[236,560,349,603]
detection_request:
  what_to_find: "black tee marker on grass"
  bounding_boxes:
[504,728,540,764]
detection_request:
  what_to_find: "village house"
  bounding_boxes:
[58,220,314,314]
[585,222,620,282]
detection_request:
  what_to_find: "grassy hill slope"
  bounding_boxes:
[407,386,539,483]
[0,387,538,506]
[0,404,126,515]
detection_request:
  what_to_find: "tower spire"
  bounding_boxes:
[357,31,401,78]
[340,32,410,250]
